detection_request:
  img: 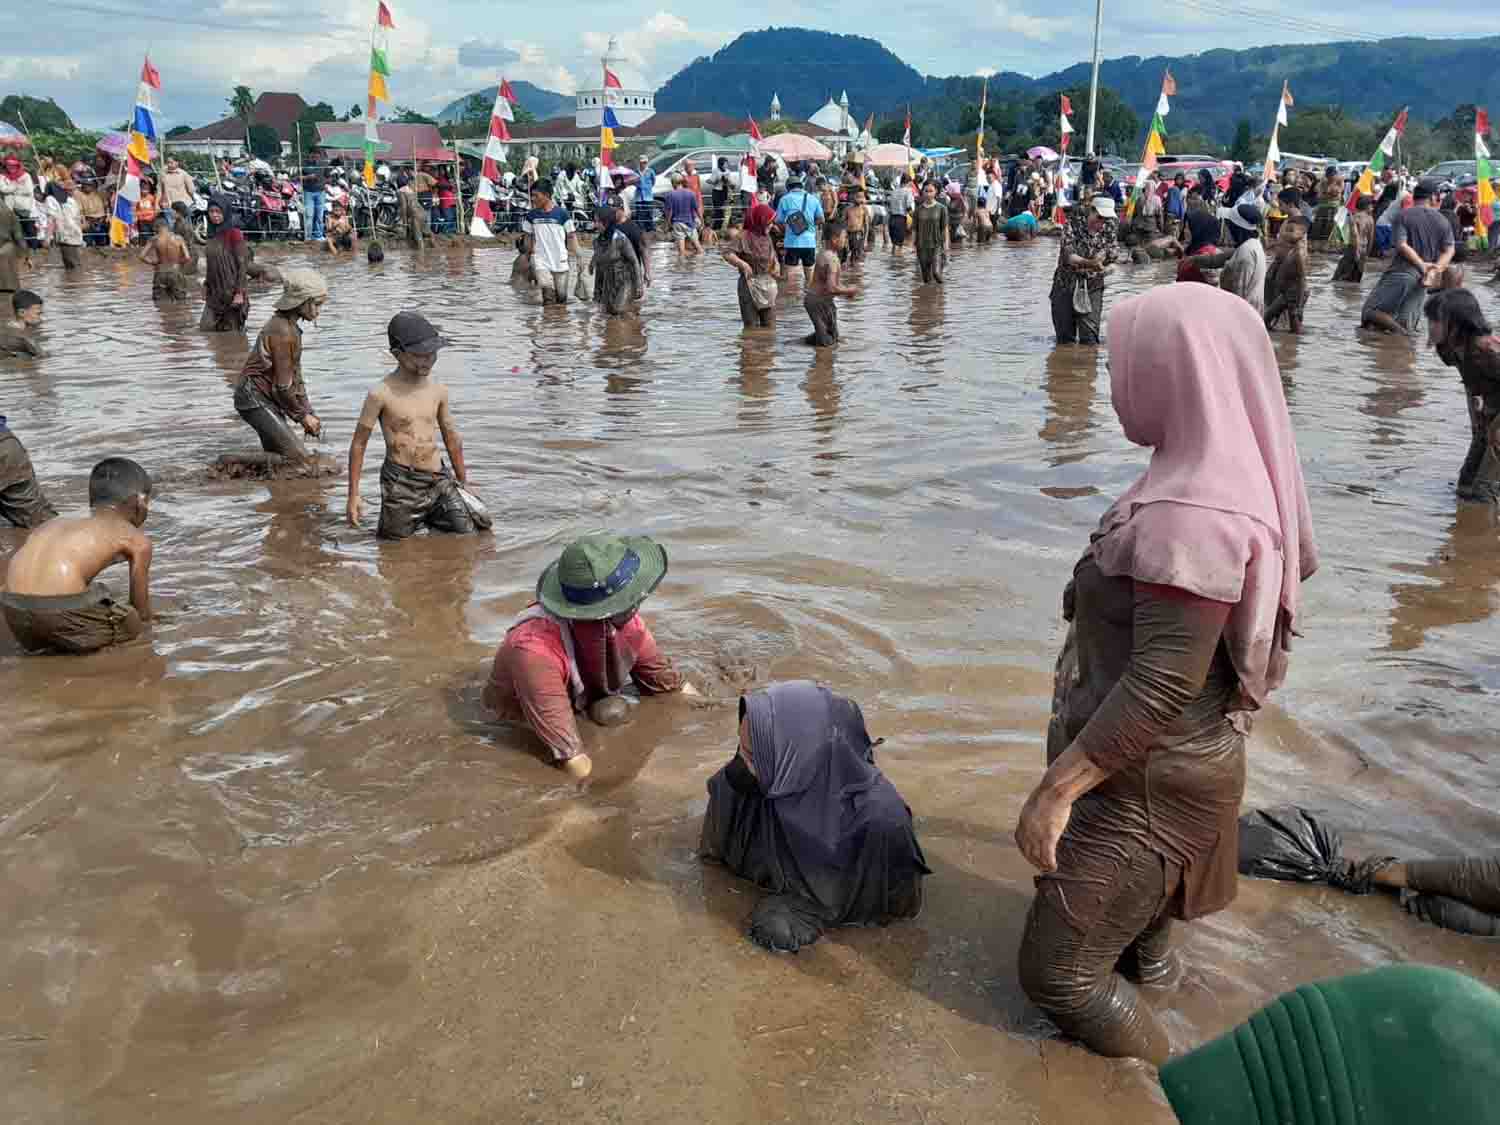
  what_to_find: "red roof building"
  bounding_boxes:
[314,121,453,163]
[169,93,308,158]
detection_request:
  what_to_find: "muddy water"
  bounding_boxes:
[2,235,1498,1124]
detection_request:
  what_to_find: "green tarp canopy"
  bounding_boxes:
[317,131,392,153]
[658,127,725,150]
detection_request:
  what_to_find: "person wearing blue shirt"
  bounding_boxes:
[774,177,825,284]
[635,155,657,227]
[1166,172,1187,221]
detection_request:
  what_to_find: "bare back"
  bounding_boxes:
[5,513,146,597]
[355,373,451,472]
[810,248,842,296]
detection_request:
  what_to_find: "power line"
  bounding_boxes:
[1170,0,1385,44]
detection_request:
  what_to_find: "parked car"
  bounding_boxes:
[1423,159,1478,181]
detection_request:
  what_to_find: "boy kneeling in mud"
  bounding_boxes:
[2,457,153,653]
[346,312,490,539]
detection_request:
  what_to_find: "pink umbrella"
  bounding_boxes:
[864,143,915,169]
[96,131,158,160]
[1027,145,1059,161]
[760,133,833,162]
[0,122,28,148]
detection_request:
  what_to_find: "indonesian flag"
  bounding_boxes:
[902,107,911,148]
[1060,93,1074,153]
[493,82,514,122]
[748,115,763,142]
[377,1,394,27]
[1350,108,1409,211]
[1162,70,1176,97]
[603,68,622,89]
[1060,94,1073,116]
[1277,81,1293,127]
[140,56,161,90]
[500,79,518,103]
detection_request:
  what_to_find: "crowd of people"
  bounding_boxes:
[3,129,1500,1102]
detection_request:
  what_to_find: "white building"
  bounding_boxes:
[574,37,655,129]
[806,91,859,157]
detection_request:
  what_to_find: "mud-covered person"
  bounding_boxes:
[0,414,57,528]
[805,221,857,347]
[1263,213,1310,334]
[483,533,695,781]
[1,457,152,654]
[843,188,870,262]
[0,289,44,357]
[1426,287,1500,502]
[230,268,327,465]
[140,216,191,301]
[346,312,486,539]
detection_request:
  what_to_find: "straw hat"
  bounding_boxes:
[274,267,328,312]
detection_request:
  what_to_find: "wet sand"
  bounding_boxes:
[2,235,1498,1123]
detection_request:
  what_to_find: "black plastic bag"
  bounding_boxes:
[748,895,827,953]
[1237,807,1344,883]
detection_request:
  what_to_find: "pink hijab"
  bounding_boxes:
[1094,284,1317,710]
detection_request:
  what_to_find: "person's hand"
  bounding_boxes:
[231,290,245,306]
[1014,786,1074,872]
[739,262,753,280]
[301,413,321,437]
[346,492,362,528]
[680,682,701,698]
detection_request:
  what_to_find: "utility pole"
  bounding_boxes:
[1085,0,1104,156]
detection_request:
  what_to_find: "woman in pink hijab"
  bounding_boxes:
[1013,284,1318,1064]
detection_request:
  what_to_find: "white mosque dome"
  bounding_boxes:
[808,98,847,134]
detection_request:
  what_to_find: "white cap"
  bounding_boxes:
[1091,194,1117,219]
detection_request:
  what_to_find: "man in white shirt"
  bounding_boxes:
[520,178,578,305]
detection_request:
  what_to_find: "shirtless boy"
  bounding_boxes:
[140,217,191,301]
[843,189,870,263]
[1,457,152,654]
[347,312,488,539]
[0,290,44,357]
[804,222,858,348]
[1264,214,1310,334]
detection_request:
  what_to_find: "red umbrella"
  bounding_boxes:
[0,122,28,148]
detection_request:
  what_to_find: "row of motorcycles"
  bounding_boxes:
[184,168,406,241]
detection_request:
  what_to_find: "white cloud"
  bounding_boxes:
[580,13,726,89]
[990,1,1066,43]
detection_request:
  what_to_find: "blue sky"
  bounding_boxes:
[5,2,1481,130]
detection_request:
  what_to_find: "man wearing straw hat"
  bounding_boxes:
[230,267,328,466]
[483,533,694,780]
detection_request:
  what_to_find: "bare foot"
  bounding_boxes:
[563,754,593,780]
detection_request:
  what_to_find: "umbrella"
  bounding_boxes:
[759,133,833,161]
[1027,145,1059,161]
[0,122,28,148]
[319,131,392,153]
[96,130,158,160]
[658,127,726,150]
[607,166,640,186]
[718,134,757,152]
[864,143,916,169]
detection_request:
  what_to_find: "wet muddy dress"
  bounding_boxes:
[200,224,249,332]
[700,681,929,952]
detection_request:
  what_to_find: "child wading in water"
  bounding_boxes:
[347,313,490,539]
[1,457,153,653]
[1264,214,1311,333]
[804,221,858,347]
[140,217,191,301]
[843,188,870,263]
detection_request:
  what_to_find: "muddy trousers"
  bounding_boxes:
[1050,282,1104,345]
[1018,840,1177,1064]
[915,247,944,284]
[1458,401,1500,502]
[0,431,57,528]
[1404,858,1500,935]
[736,276,774,328]
[233,380,309,461]
[803,292,839,347]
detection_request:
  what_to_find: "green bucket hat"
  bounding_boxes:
[1160,965,1500,1125]
[536,534,669,621]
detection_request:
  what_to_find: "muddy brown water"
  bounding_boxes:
[2,236,1498,1124]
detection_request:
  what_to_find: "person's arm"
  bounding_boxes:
[436,385,466,485]
[1015,581,1232,871]
[618,232,641,293]
[622,618,683,694]
[508,646,585,760]
[123,527,154,622]
[267,329,315,432]
[1392,217,1425,271]
[722,242,752,278]
[1433,224,1456,275]
[346,390,380,526]
[140,241,159,265]
[830,255,856,298]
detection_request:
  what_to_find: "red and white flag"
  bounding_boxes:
[902,107,911,148]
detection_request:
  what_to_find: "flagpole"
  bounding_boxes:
[1084,0,1104,156]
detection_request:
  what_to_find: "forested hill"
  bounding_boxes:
[655,28,930,121]
[435,81,572,124]
[1038,38,1500,143]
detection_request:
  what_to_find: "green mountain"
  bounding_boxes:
[435,81,572,124]
[655,28,930,122]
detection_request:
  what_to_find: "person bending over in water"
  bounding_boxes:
[0,416,56,527]
[1425,287,1500,502]
[230,268,327,467]
[0,289,44,357]
[140,216,190,301]
[700,680,930,953]
[1014,285,1317,1065]
[804,222,857,347]
[1,457,153,654]
[1360,180,1454,336]
[347,312,486,539]
[483,533,692,781]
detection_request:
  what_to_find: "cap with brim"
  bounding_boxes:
[275,267,328,311]
[537,533,669,621]
[388,311,451,355]
[1160,965,1500,1125]
[1091,195,1117,219]
[1413,181,1435,200]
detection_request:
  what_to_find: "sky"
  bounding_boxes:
[4,1,1484,130]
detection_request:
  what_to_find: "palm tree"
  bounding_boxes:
[228,86,256,146]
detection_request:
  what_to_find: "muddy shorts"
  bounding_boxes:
[0,430,58,528]
[671,222,700,244]
[378,459,482,540]
[846,230,866,260]
[1,584,142,654]
[803,292,840,348]
[1362,267,1425,334]
[233,379,308,461]
[537,270,570,304]
[153,266,189,301]
[888,214,909,246]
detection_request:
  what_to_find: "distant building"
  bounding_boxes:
[770,93,782,122]
[167,92,307,160]
[505,112,840,161]
[575,37,654,129]
[313,122,453,164]
[807,92,858,158]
